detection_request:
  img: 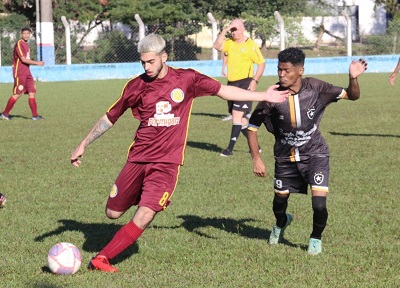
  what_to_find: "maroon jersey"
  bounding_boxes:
[106,67,222,165]
[12,40,31,78]
[249,77,346,162]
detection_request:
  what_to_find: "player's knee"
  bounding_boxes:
[273,193,288,203]
[105,208,124,219]
[312,196,327,212]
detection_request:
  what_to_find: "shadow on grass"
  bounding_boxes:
[34,219,139,265]
[153,214,302,249]
[191,112,227,119]
[4,114,31,120]
[329,131,400,138]
[186,140,222,152]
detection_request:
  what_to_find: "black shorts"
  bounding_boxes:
[227,78,253,113]
[274,156,330,195]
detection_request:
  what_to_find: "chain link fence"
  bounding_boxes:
[1,15,399,66]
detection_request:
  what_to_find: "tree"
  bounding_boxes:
[374,0,400,19]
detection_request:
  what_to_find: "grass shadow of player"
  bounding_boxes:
[153,214,301,249]
[329,131,400,138]
[186,140,222,153]
[5,114,32,120]
[35,219,139,268]
[191,112,227,119]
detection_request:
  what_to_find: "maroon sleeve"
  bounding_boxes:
[192,70,222,97]
[106,78,141,124]
[15,40,26,59]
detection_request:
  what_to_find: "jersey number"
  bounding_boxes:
[159,192,170,206]
[274,178,283,189]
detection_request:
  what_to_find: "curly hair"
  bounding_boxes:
[278,47,305,66]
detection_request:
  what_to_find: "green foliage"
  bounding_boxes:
[0,13,30,32]
[0,72,399,287]
[90,31,139,63]
[375,0,400,18]
[284,16,313,47]
[361,34,395,55]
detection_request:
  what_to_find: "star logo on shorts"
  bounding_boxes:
[314,172,324,185]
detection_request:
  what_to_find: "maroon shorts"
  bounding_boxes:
[107,162,180,213]
[13,74,36,95]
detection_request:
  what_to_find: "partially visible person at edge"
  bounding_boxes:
[70,34,290,273]
[0,27,45,121]
[247,47,368,255]
[389,57,400,85]
[213,18,266,156]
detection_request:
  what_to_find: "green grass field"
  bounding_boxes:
[0,73,399,288]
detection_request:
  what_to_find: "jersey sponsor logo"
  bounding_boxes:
[110,184,118,198]
[170,88,184,103]
[148,101,180,127]
[307,107,316,119]
[314,172,324,185]
[280,124,317,147]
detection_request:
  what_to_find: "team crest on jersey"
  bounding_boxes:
[170,88,184,103]
[307,107,316,119]
[314,172,324,185]
[110,184,118,198]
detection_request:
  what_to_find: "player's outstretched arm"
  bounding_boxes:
[248,130,266,177]
[217,84,289,103]
[70,114,113,168]
[20,56,45,66]
[347,58,368,101]
[389,58,400,85]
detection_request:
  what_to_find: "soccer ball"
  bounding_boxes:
[0,193,6,207]
[48,242,82,275]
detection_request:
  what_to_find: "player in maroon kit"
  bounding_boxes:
[248,47,368,255]
[70,34,290,272]
[0,27,45,121]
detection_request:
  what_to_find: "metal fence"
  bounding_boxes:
[1,15,399,66]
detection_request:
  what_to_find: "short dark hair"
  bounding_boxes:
[21,27,32,33]
[278,47,305,66]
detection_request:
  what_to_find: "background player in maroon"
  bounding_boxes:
[70,34,289,272]
[247,48,368,255]
[0,27,45,121]
[389,57,400,85]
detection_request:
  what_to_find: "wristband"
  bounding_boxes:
[252,78,259,84]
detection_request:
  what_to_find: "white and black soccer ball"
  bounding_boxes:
[48,242,82,275]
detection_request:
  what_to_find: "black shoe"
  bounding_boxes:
[220,148,233,157]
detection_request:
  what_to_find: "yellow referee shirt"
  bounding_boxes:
[223,38,265,82]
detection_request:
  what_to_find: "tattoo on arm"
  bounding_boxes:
[84,120,111,147]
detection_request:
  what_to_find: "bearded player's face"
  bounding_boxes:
[140,51,167,79]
